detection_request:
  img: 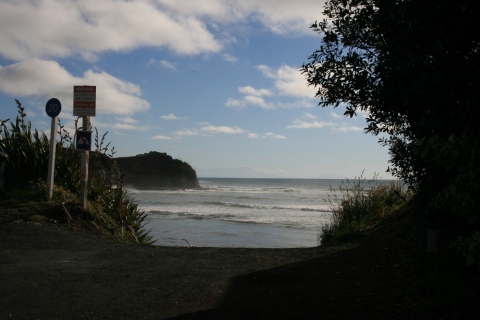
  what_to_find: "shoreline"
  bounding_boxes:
[0,201,427,319]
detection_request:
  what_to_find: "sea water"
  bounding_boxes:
[127,178,343,248]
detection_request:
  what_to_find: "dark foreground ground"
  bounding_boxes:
[0,201,440,319]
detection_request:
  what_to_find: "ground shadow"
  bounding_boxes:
[168,234,423,320]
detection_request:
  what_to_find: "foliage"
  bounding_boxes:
[0,100,153,244]
[0,100,50,189]
[320,173,409,245]
[88,132,154,244]
[303,0,480,267]
[0,100,80,192]
[88,183,153,244]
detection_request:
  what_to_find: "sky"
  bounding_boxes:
[0,0,392,179]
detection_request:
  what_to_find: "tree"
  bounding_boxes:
[302,0,480,265]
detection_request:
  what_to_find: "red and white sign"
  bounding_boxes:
[73,86,96,116]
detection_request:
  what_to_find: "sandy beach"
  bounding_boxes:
[0,201,426,319]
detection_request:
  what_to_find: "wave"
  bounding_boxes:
[146,206,333,232]
[201,201,330,212]
[148,209,267,224]
[200,184,302,193]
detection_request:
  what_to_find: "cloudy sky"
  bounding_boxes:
[0,0,391,179]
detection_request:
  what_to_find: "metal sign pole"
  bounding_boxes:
[46,116,57,198]
[45,98,61,199]
[80,116,90,209]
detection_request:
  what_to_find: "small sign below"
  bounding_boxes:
[45,98,62,118]
[76,130,92,151]
[74,86,96,116]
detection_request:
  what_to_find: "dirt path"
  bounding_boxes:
[0,202,428,319]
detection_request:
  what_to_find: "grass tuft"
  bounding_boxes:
[320,172,411,245]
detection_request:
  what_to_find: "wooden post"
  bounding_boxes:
[46,116,57,199]
[80,116,90,209]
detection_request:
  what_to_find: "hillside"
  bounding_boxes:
[115,151,199,189]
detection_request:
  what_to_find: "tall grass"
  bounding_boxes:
[0,100,50,188]
[320,172,410,245]
[0,100,153,244]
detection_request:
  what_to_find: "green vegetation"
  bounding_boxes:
[305,1,480,316]
[0,100,153,244]
[320,173,410,245]
[303,0,480,266]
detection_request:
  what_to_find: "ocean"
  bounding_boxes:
[127,178,343,248]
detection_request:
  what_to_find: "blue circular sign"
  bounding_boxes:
[45,98,62,118]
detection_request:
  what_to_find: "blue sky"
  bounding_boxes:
[0,0,391,179]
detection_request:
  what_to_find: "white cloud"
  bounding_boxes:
[0,0,222,61]
[238,86,272,97]
[287,119,334,129]
[174,129,201,136]
[0,1,326,62]
[287,115,365,133]
[161,113,180,120]
[232,0,327,35]
[265,132,287,139]
[157,0,326,35]
[227,84,314,110]
[257,64,316,98]
[333,125,364,133]
[248,132,287,139]
[225,64,318,110]
[115,117,139,124]
[149,59,177,70]
[330,112,344,120]
[174,124,245,136]
[0,59,71,97]
[92,118,150,132]
[225,98,246,109]
[152,135,174,140]
[0,59,150,116]
[244,95,274,110]
[160,60,177,70]
[111,123,137,130]
[223,53,238,63]
[200,125,244,134]
[305,112,317,119]
[156,0,231,18]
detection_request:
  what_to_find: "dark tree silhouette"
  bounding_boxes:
[302,0,480,266]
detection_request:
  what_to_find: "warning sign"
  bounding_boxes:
[76,130,92,151]
[74,86,96,116]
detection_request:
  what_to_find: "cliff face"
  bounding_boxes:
[115,151,200,189]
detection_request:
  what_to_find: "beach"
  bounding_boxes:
[0,201,426,319]
[129,178,341,248]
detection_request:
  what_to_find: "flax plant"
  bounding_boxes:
[1,100,153,244]
[0,100,50,189]
[88,128,154,244]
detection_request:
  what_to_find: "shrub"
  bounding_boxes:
[0,99,153,244]
[320,172,410,245]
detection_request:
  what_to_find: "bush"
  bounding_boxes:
[0,100,153,244]
[320,172,410,245]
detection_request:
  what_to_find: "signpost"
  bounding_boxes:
[74,86,96,116]
[45,98,62,199]
[74,86,96,209]
[76,130,92,151]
